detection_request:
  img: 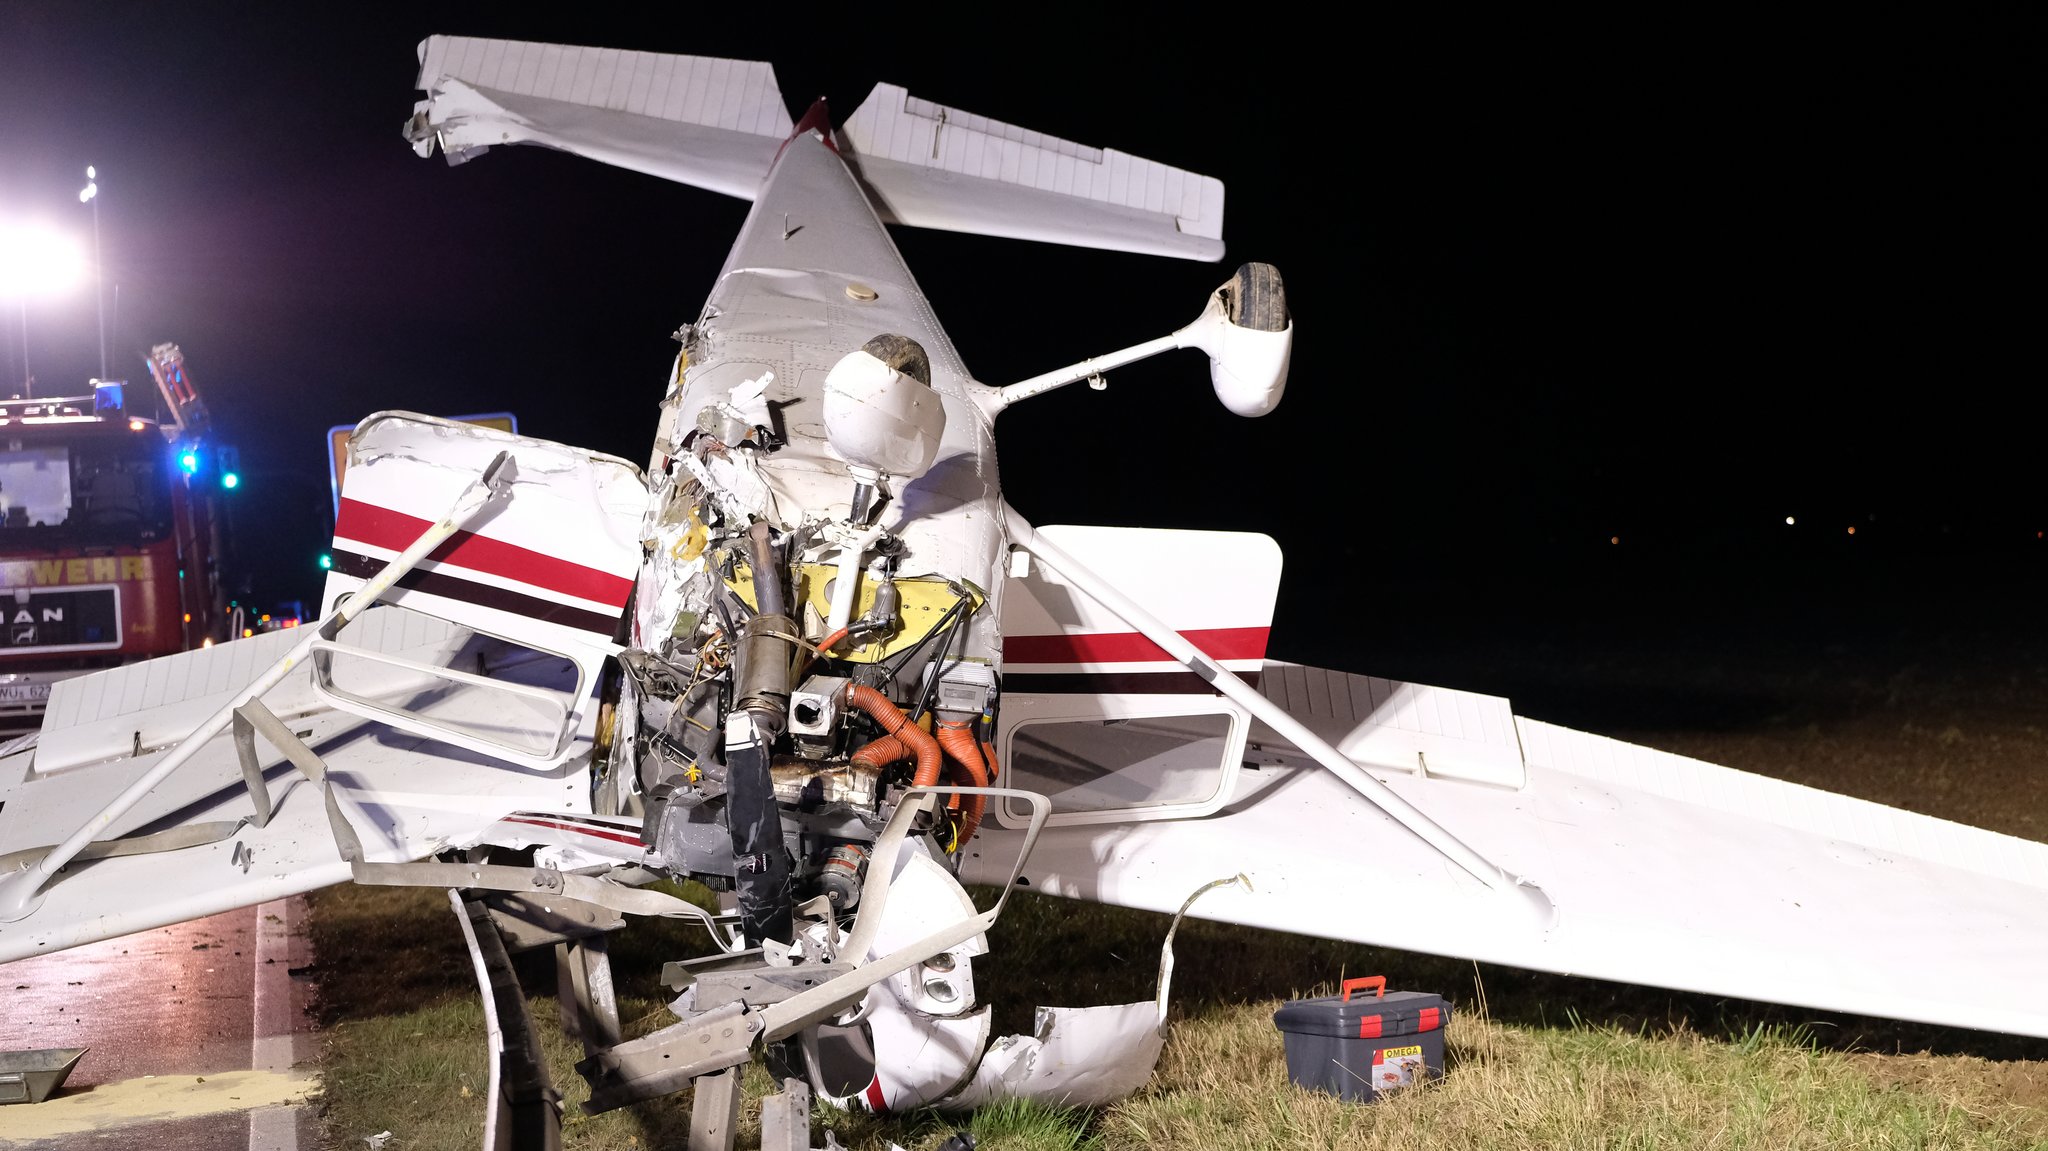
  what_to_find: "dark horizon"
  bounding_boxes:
[1,7,2033,702]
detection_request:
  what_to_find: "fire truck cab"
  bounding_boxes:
[0,345,233,729]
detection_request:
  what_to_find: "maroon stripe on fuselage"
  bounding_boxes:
[1001,670,1262,696]
[334,498,633,608]
[1004,627,1270,665]
[328,548,621,637]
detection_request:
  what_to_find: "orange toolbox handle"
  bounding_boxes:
[1341,976,1386,1001]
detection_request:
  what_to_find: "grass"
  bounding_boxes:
[307,626,2048,1150]
[308,876,2048,1150]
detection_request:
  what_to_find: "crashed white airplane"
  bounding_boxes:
[3,34,2046,1150]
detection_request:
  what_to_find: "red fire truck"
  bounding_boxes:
[0,344,236,728]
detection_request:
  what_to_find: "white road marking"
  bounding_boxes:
[247,897,306,1151]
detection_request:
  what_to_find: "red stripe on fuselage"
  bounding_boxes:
[1004,626,1270,665]
[501,816,644,848]
[773,97,839,165]
[334,498,632,608]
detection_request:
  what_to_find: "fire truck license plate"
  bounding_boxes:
[0,682,51,704]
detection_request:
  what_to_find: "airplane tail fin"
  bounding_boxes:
[409,36,1222,261]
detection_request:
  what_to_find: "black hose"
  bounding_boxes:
[723,713,793,946]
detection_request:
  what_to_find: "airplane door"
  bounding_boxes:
[993,525,1280,827]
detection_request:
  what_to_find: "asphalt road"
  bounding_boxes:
[0,898,317,1150]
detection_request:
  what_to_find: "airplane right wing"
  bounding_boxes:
[970,514,2048,1039]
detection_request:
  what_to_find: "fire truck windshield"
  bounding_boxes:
[0,436,173,544]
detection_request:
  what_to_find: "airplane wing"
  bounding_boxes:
[965,517,2048,1039]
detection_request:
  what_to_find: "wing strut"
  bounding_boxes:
[1003,506,1553,922]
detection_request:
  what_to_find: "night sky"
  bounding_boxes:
[2,7,2034,713]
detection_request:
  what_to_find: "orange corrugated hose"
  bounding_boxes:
[936,720,1000,847]
[843,686,942,788]
[849,732,910,771]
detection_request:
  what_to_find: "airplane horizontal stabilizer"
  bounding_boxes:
[840,84,1225,262]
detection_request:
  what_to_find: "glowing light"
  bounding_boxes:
[242,628,253,638]
[0,223,87,298]
[202,638,214,649]
[1609,535,1620,545]
[318,554,333,570]
[1784,516,1796,526]
[128,419,145,431]
[1846,526,1856,535]
[86,166,96,180]
[221,472,239,490]
[179,451,199,473]
[260,614,271,623]
[183,612,191,623]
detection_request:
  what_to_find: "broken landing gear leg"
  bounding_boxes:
[688,1066,743,1151]
[556,936,623,1055]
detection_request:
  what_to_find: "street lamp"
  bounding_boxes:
[79,166,106,382]
[0,222,87,398]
